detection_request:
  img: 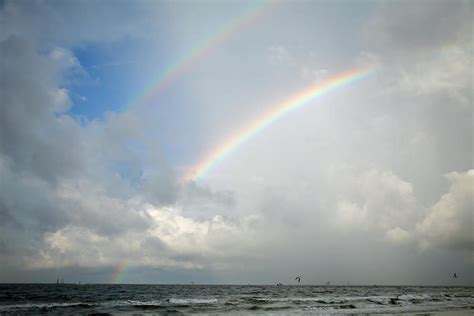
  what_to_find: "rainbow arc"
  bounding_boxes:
[183,67,374,182]
[133,1,274,108]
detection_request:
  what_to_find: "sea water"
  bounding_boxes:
[0,284,473,315]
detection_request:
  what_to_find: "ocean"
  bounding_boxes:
[0,284,473,315]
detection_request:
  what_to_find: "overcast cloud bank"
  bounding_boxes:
[0,0,472,285]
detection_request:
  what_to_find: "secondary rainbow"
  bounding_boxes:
[183,67,374,182]
[110,261,128,284]
[134,0,274,108]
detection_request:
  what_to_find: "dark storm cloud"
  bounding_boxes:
[0,0,157,45]
[0,36,83,182]
[365,0,470,58]
[0,35,79,268]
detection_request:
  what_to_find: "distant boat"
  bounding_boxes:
[276,282,283,286]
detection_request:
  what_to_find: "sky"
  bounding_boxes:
[0,0,472,285]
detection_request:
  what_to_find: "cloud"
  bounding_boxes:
[364,0,471,106]
[0,2,183,275]
[0,36,84,182]
[417,170,474,253]
[333,167,473,254]
[267,45,293,65]
[356,0,472,207]
[335,169,419,233]
[37,204,262,270]
[0,157,66,270]
[364,0,470,58]
[0,0,472,285]
[0,33,87,273]
[0,0,160,46]
[0,29,256,272]
[385,227,412,245]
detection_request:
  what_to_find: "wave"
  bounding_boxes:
[398,294,433,301]
[0,302,97,312]
[1,287,472,315]
[249,296,348,303]
[245,294,452,307]
[101,298,218,307]
[248,296,377,304]
[0,298,219,313]
[168,298,218,305]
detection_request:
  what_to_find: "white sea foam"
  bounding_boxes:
[398,293,433,301]
[366,296,392,304]
[169,298,218,305]
[103,299,162,306]
[253,296,348,303]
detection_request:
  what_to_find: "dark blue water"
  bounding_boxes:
[0,284,473,315]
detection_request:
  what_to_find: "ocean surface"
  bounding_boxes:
[0,284,473,315]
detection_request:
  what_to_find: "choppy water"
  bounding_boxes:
[0,284,473,315]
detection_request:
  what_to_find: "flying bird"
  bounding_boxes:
[295,276,302,283]
[453,273,458,278]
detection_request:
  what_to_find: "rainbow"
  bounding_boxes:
[110,262,128,284]
[134,0,274,108]
[183,67,374,182]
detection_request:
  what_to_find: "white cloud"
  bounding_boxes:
[267,45,293,65]
[336,201,366,230]
[49,88,72,113]
[335,169,419,234]
[383,45,471,107]
[49,47,80,69]
[385,227,412,245]
[417,170,474,253]
[300,67,328,82]
[39,204,262,270]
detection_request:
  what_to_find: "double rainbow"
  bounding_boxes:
[183,67,374,182]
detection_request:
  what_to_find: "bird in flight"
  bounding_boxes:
[295,276,302,283]
[453,273,458,278]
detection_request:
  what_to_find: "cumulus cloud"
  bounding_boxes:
[0,36,84,182]
[0,12,256,277]
[385,227,412,245]
[38,204,262,270]
[0,0,181,274]
[335,169,419,233]
[332,168,473,253]
[358,0,472,203]
[417,170,474,253]
[0,33,86,273]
